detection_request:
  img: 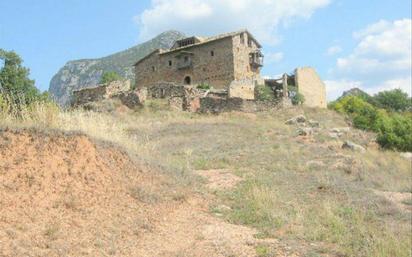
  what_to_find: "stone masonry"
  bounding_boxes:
[295,67,327,108]
[134,30,264,90]
[72,80,131,107]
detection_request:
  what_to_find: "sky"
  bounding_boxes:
[0,0,411,100]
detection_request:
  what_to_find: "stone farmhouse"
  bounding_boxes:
[134,30,264,90]
[71,30,327,112]
[133,30,327,111]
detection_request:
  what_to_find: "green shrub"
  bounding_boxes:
[330,95,412,151]
[0,49,43,110]
[256,85,274,101]
[376,113,412,151]
[288,86,305,105]
[373,89,411,112]
[197,83,211,90]
[100,71,122,84]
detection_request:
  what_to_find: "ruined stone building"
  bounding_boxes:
[133,30,327,110]
[134,30,264,89]
[71,30,327,112]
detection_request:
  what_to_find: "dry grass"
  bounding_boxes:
[1,100,411,257]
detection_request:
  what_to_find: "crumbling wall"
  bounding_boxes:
[106,80,131,97]
[72,85,108,106]
[228,79,255,100]
[199,97,287,113]
[147,82,185,99]
[72,80,133,107]
[294,67,327,108]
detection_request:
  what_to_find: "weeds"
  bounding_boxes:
[1,99,410,257]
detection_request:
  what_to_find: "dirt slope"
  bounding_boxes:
[0,129,157,256]
[0,129,289,257]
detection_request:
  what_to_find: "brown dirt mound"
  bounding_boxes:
[0,129,165,257]
[0,129,294,257]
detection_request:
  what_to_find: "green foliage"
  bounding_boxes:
[0,49,40,107]
[196,83,211,90]
[100,71,122,84]
[330,95,412,151]
[288,86,305,105]
[375,112,412,151]
[256,84,274,101]
[373,89,411,112]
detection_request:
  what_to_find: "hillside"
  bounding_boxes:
[0,102,410,257]
[48,31,185,106]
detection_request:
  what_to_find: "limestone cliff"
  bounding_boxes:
[49,31,185,106]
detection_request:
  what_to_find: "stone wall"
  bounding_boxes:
[231,32,262,80]
[199,97,288,113]
[228,78,256,100]
[72,80,131,107]
[295,67,327,108]
[146,82,186,99]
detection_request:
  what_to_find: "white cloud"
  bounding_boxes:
[135,0,331,44]
[329,19,412,97]
[336,19,411,77]
[366,77,412,96]
[264,52,284,64]
[326,45,342,56]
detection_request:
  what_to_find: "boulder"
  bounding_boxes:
[297,127,314,136]
[342,141,366,152]
[308,120,320,128]
[285,115,306,125]
[400,152,412,161]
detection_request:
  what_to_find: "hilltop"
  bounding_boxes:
[0,102,410,257]
[48,31,185,106]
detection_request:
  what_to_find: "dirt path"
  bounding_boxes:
[0,130,296,256]
[133,169,298,257]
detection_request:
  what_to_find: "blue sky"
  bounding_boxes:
[0,0,411,100]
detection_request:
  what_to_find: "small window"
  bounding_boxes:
[240,33,244,44]
[152,66,156,72]
[168,60,172,66]
[210,51,214,57]
[184,56,189,62]
[248,39,252,47]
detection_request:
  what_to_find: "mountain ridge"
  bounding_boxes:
[49,30,186,106]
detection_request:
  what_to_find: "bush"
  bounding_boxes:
[100,71,122,84]
[197,83,211,90]
[331,96,379,131]
[0,49,42,110]
[373,89,411,112]
[376,113,412,151]
[288,86,305,105]
[330,95,412,151]
[256,85,274,101]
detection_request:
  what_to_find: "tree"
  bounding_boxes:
[0,49,40,105]
[100,71,122,84]
[373,89,411,112]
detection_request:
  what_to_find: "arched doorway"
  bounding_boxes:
[184,76,191,85]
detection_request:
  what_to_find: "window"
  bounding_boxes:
[168,60,172,66]
[248,38,252,47]
[152,66,156,72]
[210,51,214,57]
[240,33,244,44]
[184,56,189,62]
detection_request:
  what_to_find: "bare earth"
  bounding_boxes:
[0,130,296,257]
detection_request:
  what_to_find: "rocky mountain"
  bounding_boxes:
[340,88,370,99]
[49,31,185,106]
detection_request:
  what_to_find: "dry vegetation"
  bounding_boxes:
[0,99,411,257]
